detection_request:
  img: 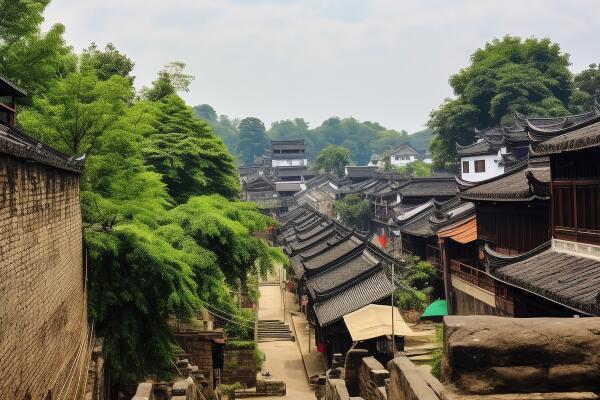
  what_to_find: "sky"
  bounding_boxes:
[43,0,600,133]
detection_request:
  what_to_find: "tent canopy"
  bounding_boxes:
[420,299,448,319]
[343,304,417,342]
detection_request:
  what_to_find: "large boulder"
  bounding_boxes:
[442,316,600,394]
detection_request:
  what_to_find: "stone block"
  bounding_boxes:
[442,316,600,394]
[386,356,441,400]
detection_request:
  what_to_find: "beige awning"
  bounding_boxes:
[343,304,421,341]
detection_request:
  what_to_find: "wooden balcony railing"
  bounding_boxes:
[449,259,495,293]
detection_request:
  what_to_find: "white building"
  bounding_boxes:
[270,139,308,167]
[390,144,418,167]
[457,140,506,182]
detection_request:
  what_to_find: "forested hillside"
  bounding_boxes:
[193,104,433,165]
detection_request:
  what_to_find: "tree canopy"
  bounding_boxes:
[335,195,371,231]
[237,117,268,165]
[428,36,574,168]
[312,145,351,177]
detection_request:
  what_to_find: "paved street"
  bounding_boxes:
[256,282,313,400]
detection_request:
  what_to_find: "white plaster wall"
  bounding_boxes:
[271,158,307,167]
[460,154,504,182]
[390,155,416,167]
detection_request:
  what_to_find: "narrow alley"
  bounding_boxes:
[255,266,326,400]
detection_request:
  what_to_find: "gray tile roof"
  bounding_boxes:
[493,249,600,316]
[285,227,338,255]
[303,235,365,276]
[312,271,393,327]
[460,166,550,202]
[531,119,600,156]
[399,178,457,198]
[306,250,381,302]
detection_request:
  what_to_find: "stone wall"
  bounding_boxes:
[386,356,441,400]
[0,156,85,399]
[221,346,257,388]
[175,330,223,386]
[325,378,351,400]
[442,316,600,394]
[344,349,369,396]
[358,357,388,400]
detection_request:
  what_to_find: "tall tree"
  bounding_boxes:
[193,104,217,121]
[569,63,600,113]
[237,117,267,165]
[312,145,350,177]
[428,36,573,168]
[141,62,193,102]
[18,71,133,154]
[0,0,75,98]
[80,42,135,83]
[144,95,240,202]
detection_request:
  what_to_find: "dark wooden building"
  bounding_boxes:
[484,113,600,317]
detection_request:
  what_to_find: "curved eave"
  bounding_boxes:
[526,111,600,136]
[530,133,600,156]
[484,241,551,269]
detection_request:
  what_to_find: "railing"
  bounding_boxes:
[449,259,495,293]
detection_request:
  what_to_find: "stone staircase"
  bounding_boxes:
[257,319,294,342]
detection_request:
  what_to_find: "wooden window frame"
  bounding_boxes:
[474,160,486,173]
[552,179,600,245]
[462,161,469,173]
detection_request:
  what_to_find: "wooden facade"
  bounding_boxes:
[551,149,600,246]
[476,202,550,255]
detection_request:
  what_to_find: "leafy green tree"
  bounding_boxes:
[312,145,350,177]
[574,63,600,97]
[394,160,432,177]
[335,194,371,231]
[237,117,267,165]
[144,95,240,202]
[569,63,600,113]
[192,105,240,154]
[142,71,176,102]
[394,256,436,312]
[428,36,573,168]
[80,102,200,382]
[193,104,217,121]
[18,71,133,154]
[141,62,194,101]
[80,42,135,83]
[0,0,75,98]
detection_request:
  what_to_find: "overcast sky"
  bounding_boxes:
[43,0,600,133]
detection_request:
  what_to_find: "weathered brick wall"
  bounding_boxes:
[174,330,222,386]
[221,347,257,388]
[0,156,85,399]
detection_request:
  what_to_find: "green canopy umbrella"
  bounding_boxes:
[420,299,448,320]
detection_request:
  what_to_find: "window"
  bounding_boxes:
[474,160,486,173]
[394,155,400,161]
[394,155,410,161]
[462,161,469,173]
